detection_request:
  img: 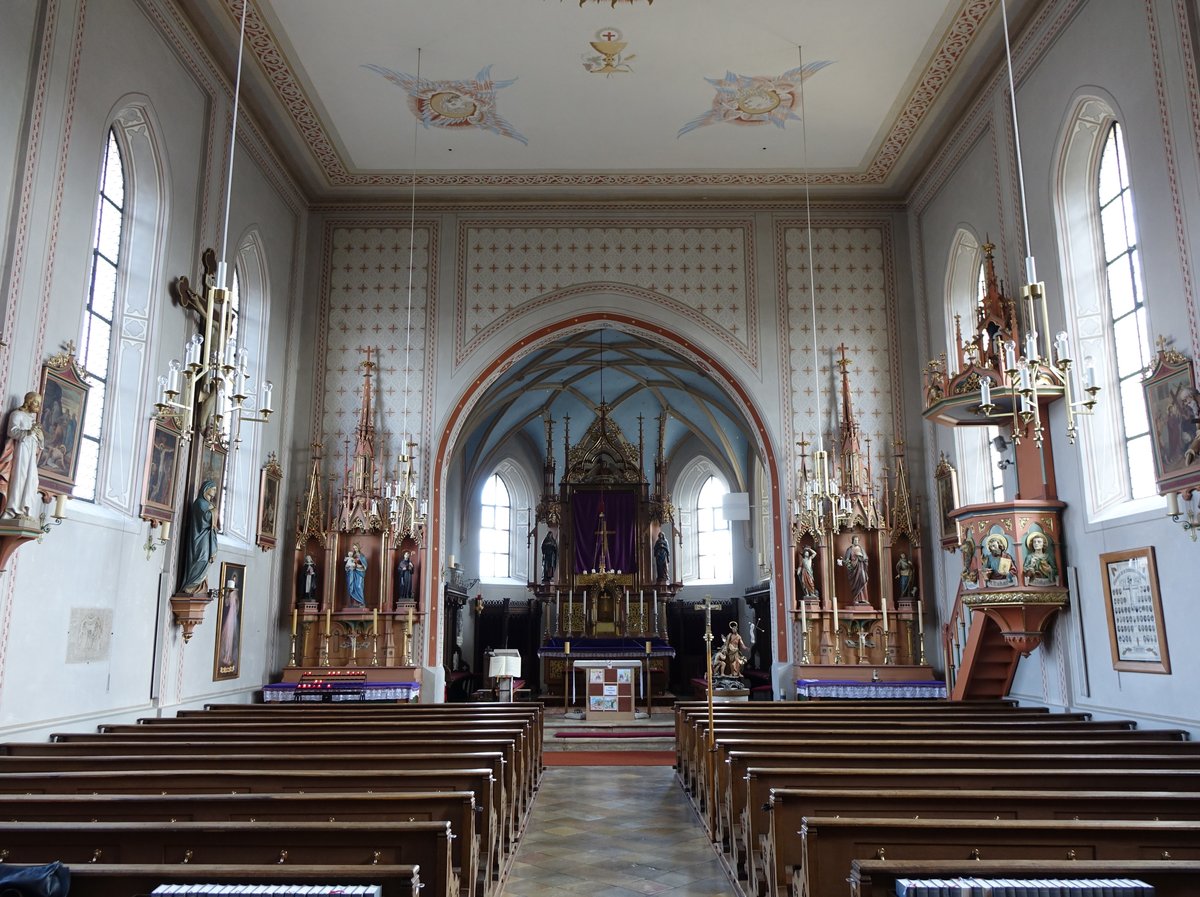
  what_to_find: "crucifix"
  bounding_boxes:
[694,594,720,751]
[593,501,613,572]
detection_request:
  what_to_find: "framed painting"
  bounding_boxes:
[36,348,91,497]
[139,416,182,524]
[1100,547,1170,675]
[194,438,228,532]
[933,452,960,551]
[256,453,282,551]
[213,561,245,680]
[1142,345,1200,495]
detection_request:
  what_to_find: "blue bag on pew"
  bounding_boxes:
[0,862,70,897]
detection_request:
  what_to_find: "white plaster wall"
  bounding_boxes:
[0,2,40,278]
[0,0,304,739]
[911,0,1200,734]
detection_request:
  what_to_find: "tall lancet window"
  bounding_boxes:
[480,472,512,579]
[1097,121,1154,499]
[696,475,732,583]
[76,129,125,502]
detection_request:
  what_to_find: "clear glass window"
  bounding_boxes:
[76,129,125,502]
[1097,122,1154,499]
[479,473,511,579]
[695,475,732,583]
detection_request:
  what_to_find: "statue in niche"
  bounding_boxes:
[344,543,367,607]
[298,554,319,604]
[396,549,415,600]
[894,552,916,598]
[798,545,819,601]
[837,534,869,604]
[653,531,670,583]
[541,531,557,583]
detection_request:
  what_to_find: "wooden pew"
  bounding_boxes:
[703,735,1200,841]
[78,720,537,809]
[741,766,1200,897]
[2,737,524,821]
[0,820,456,897]
[848,858,1200,897]
[52,724,531,833]
[767,788,1200,897]
[687,718,1168,838]
[188,704,546,775]
[721,747,1200,859]
[0,767,498,897]
[14,863,422,897]
[0,786,482,897]
[0,750,512,859]
[674,704,1062,783]
[679,714,1170,798]
[800,817,1200,897]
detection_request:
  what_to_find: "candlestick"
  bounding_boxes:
[291,608,297,636]
[916,598,926,664]
[373,608,378,637]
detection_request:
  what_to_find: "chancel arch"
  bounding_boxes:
[432,310,789,690]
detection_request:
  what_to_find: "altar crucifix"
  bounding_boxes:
[593,499,614,572]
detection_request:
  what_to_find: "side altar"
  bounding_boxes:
[275,350,428,699]
[529,404,680,700]
[790,345,938,689]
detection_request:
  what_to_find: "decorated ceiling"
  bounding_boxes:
[182,0,1035,200]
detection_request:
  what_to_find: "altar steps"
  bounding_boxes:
[544,714,675,752]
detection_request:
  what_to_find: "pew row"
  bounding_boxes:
[4,863,423,897]
[799,817,1200,897]
[741,767,1200,897]
[766,788,1200,897]
[0,768,496,897]
[721,748,1200,862]
[848,859,1200,897]
[0,821,456,897]
[0,791,480,897]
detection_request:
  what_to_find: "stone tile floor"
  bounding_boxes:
[502,765,734,897]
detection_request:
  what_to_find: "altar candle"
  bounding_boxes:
[407,605,413,631]
[645,641,652,654]
[564,640,571,655]
[555,590,561,634]
[325,606,332,635]
[582,591,588,625]
[639,590,644,621]
[832,594,839,636]
[881,593,888,634]
[800,593,808,640]
[625,589,629,622]
[373,608,378,636]
[917,598,924,645]
[1168,492,1181,516]
[291,608,298,636]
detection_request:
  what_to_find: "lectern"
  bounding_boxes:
[488,649,522,702]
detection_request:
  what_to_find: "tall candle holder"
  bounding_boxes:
[370,633,380,667]
[318,630,330,667]
[286,631,298,668]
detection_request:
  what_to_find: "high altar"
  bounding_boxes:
[269,351,425,701]
[532,405,678,699]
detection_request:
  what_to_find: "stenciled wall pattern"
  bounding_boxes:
[320,226,434,462]
[779,223,902,487]
[454,221,758,370]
